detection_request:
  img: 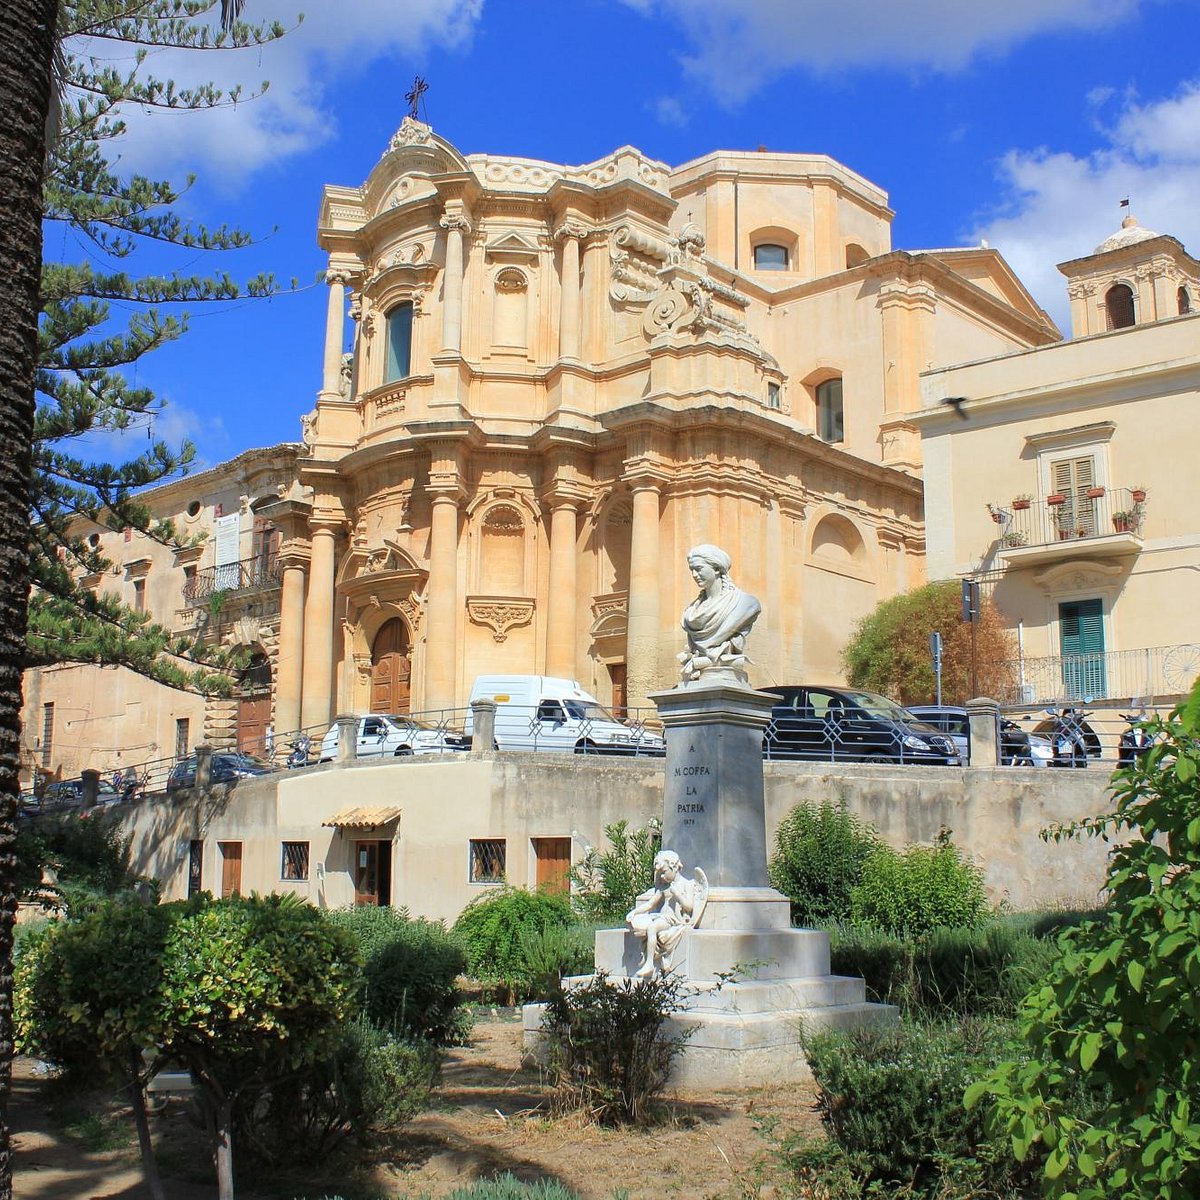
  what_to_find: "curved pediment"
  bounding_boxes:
[363,119,471,217]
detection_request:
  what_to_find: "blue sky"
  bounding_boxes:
[67,0,1200,473]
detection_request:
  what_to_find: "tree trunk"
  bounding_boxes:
[0,6,60,1198]
[128,1048,166,1200]
[215,1098,235,1200]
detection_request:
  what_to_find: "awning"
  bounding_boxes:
[322,805,402,830]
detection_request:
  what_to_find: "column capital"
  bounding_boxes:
[325,266,354,288]
[278,540,311,570]
[623,466,672,492]
[439,211,473,235]
[554,219,589,243]
[308,514,345,537]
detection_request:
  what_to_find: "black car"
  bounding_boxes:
[166,751,276,793]
[33,778,120,811]
[763,686,959,764]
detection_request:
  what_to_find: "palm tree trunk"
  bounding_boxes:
[0,3,59,1198]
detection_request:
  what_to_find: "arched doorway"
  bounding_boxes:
[371,619,411,714]
[237,649,272,756]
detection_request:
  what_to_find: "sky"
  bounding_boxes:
[64,0,1200,472]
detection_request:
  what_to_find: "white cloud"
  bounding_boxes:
[71,401,228,471]
[972,80,1200,330]
[652,96,689,127]
[69,1,484,186]
[621,0,1142,104]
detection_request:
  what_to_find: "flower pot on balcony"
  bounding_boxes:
[1131,489,1147,503]
[1047,493,1066,506]
[1012,497,1031,510]
[1086,486,1105,499]
[1113,516,1132,533]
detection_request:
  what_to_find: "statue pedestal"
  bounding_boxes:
[524,678,895,1090]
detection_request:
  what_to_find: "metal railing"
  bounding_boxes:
[183,554,282,605]
[998,644,1200,706]
[998,487,1146,550]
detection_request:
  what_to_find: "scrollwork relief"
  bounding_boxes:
[466,597,535,643]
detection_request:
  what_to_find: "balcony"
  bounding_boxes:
[994,487,1145,566]
[998,643,1200,705]
[184,554,282,605]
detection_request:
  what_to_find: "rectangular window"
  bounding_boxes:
[1051,455,1098,538]
[469,838,506,884]
[175,718,190,761]
[767,382,781,409]
[281,841,310,881]
[133,579,145,613]
[1059,599,1107,698]
[817,378,844,443]
[385,302,414,382]
[41,702,54,769]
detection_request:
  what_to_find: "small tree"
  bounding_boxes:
[568,818,661,923]
[841,579,1016,705]
[968,681,1200,1197]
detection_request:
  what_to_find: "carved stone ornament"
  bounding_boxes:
[440,212,473,235]
[466,596,535,643]
[674,221,706,258]
[326,268,353,288]
[554,219,588,243]
[626,850,709,979]
[386,116,433,152]
[642,284,699,337]
[299,409,317,448]
[225,615,264,649]
[494,266,527,293]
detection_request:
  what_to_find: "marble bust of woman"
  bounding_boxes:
[677,544,762,684]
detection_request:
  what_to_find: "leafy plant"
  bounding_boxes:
[326,905,468,1044]
[517,922,596,999]
[849,830,989,935]
[569,818,661,924]
[799,1016,1030,1197]
[541,971,691,1125]
[841,579,1016,705]
[969,680,1200,1199]
[452,887,575,1002]
[768,802,882,926]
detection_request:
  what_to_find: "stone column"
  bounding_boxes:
[966,696,1001,767]
[470,699,497,755]
[335,715,358,763]
[545,500,579,680]
[625,480,662,711]
[321,270,348,398]
[274,552,307,737]
[300,518,339,732]
[424,453,462,710]
[555,221,586,362]
[439,213,470,354]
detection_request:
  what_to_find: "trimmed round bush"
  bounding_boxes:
[768,802,883,926]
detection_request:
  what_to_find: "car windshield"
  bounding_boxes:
[382,715,439,733]
[563,699,618,723]
[844,691,914,721]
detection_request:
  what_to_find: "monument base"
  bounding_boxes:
[523,921,897,1091]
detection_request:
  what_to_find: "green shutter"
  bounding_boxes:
[1060,599,1106,698]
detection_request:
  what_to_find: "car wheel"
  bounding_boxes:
[864,755,892,764]
[393,746,414,757]
[574,740,598,755]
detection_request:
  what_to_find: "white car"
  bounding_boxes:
[320,714,470,761]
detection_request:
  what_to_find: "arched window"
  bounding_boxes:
[753,243,789,271]
[1179,286,1193,316]
[816,378,844,443]
[385,302,414,382]
[1105,283,1136,331]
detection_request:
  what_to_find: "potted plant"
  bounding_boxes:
[1086,485,1105,499]
[1012,494,1032,510]
[1000,530,1027,548]
[1046,492,1067,506]
[1113,504,1144,534]
[1130,486,1147,503]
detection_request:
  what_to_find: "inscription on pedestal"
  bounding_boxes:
[674,749,711,825]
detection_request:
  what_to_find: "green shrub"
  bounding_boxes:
[568,819,660,924]
[830,919,1058,1017]
[326,906,468,1045]
[443,1177,582,1200]
[541,971,690,1125]
[17,815,142,912]
[800,1015,1030,1197]
[768,802,882,926]
[850,831,988,934]
[452,887,575,1001]
[516,922,595,999]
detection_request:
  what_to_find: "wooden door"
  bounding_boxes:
[238,693,271,757]
[533,837,572,894]
[371,619,411,714]
[219,842,242,898]
[608,663,627,719]
[354,840,393,906]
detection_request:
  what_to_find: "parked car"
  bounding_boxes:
[33,778,120,810]
[166,751,276,793]
[763,686,959,764]
[319,713,471,762]
[906,705,1053,767]
[464,675,665,756]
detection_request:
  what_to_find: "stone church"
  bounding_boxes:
[21,120,1060,781]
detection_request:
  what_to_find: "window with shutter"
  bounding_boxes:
[1059,599,1106,698]
[1050,456,1097,537]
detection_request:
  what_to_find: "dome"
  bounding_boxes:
[1093,213,1160,255]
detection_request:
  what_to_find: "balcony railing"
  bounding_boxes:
[997,643,1200,705]
[997,487,1146,551]
[184,554,282,605]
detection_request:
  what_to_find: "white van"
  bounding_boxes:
[465,675,664,756]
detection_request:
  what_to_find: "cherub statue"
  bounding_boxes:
[626,850,709,978]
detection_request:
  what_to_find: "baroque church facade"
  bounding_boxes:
[21,120,1061,781]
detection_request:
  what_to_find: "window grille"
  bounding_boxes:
[281,841,310,881]
[469,838,506,883]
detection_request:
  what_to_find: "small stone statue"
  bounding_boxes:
[626,850,709,978]
[677,544,762,684]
